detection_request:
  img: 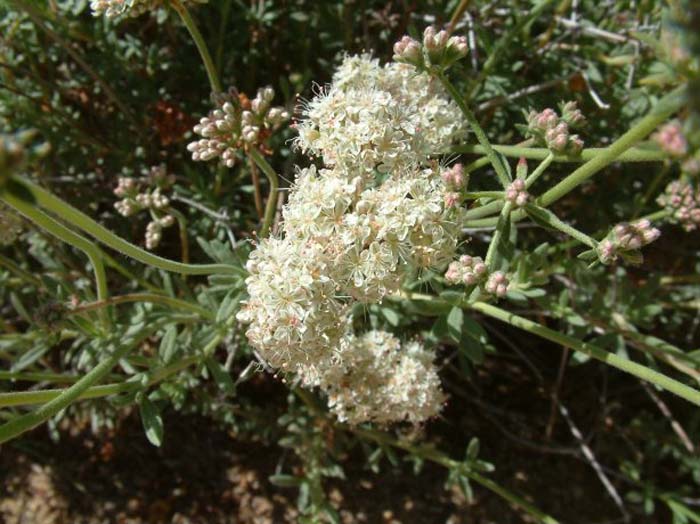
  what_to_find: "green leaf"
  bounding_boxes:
[4,179,36,204]
[380,306,401,327]
[216,289,241,323]
[466,437,480,461]
[459,334,485,364]
[139,398,164,447]
[439,290,464,306]
[447,306,464,343]
[205,357,236,395]
[524,203,558,231]
[158,325,178,364]
[269,474,302,488]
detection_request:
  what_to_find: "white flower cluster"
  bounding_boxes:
[237,53,466,424]
[237,163,462,384]
[0,202,23,246]
[294,54,466,173]
[188,87,289,167]
[323,331,445,425]
[90,0,207,18]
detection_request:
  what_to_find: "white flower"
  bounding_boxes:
[321,331,445,425]
[236,237,351,384]
[294,54,466,172]
[237,54,468,425]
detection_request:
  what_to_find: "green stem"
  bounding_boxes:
[171,0,222,93]
[12,176,240,276]
[464,200,503,221]
[467,101,685,231]
[350,426,559,524]
[523,203,598,248]
[641,208,671,222]
[2,190,111,329]
[0,334,139,443]
[0,316,236,409]
[484,201,513,270]
[525,153,554,189]
[68,292,214,320]
[470,301,700,406]
[539,86,686,208]
[464,191,505,199]
[463,156,491,174]
[452,144,667,164]
[0,371,78,383]
[436,71,511,187]
[249,148,279,238]
[168,208,190,264]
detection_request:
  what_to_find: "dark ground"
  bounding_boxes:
[3,342,681,524]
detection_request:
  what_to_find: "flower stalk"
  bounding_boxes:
[436,70,512,187]
[11,175,240,276]
[249,148,279,238]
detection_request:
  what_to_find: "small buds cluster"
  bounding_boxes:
[484,271,510,297]
[393,26,468,70]
[113,166,175,250]
[653,121,688,158]
[441,163,467,190]
[90,0,207,19]
[444,256,510,297]
[144,215,175,250]
[441,164,467,208]
[445,255,487,285]
[0,202,23,246]
[114,180,169,216]
[505,179,529,207]
[188,87,289,168]
[657,179,700,231]
[525,102,585,155]
[598,219,661,264]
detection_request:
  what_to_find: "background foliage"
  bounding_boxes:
[1,1,700,522]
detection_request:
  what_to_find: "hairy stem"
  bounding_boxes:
[68,292,214,320]
[452,144,667,164]
[484,201,513,270]
[0,334,138,443]
[470,301,700,406]
[525,153,554,188]
[464,86,686,229]
[540,86,686,207]
[249,148,279,238]
[436,71,511,187]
